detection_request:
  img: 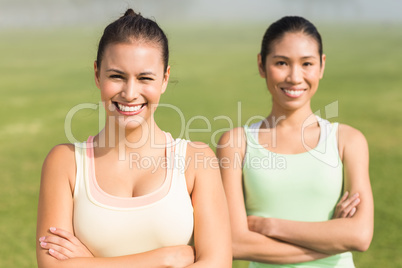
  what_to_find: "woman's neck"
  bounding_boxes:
[266,104,316,129]
[95,119,166,155]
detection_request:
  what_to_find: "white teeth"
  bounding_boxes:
[283,89,303,97]
[117,103,143,112]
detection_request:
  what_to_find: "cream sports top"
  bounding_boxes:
[73,132,194,257]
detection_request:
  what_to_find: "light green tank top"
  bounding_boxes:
[243,116,355,268]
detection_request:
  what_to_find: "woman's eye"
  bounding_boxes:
[303,62,313,66]
[139,77,153,81]
[276,61,287,66]
[110,74,123,79]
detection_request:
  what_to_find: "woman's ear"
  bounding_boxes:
[320,54,326,79]
[257,54,266,78]
[161,66,170,94]
[94,61,101,89]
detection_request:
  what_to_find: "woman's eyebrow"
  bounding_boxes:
[139,71,157,76]
[272,55,317,60]
[105,69,157,76]
[106,68,125,74]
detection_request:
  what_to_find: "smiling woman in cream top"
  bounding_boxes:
[36,8,231,268]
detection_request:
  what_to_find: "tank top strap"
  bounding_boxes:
[246,120,263,141]
[163,131,174,159]
[173,138,188,176]
[316,115,329,142]
[73,141,87,197]
[326,121,339,153]
[177,139,188,156]
[315,115,339,145]
[310,116,341,168]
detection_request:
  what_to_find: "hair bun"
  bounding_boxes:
[124,8,139,17]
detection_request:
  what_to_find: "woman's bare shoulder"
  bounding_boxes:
[337,124,368,159]
[42,143,76,191]
[338,124,367,144]
[43,144,75,166]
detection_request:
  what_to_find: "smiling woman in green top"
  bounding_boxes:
[217,16,373,267]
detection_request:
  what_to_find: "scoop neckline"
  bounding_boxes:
[248,116,325,156]
[85,132,175,208]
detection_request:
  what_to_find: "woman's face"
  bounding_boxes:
[258,32,326,112]
[94,42,170,130]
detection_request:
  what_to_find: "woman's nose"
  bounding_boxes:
[286,65,303,84]
[121,80,140,101]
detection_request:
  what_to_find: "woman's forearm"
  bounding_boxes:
[233,230,330,264]
[37,246,192,268]
[39,254,164,268]
[255,217,371,254]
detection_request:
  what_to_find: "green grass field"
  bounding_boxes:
[1,22,401,267]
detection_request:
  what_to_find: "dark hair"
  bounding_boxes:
[96,8,169,72]
[260,16,323,66]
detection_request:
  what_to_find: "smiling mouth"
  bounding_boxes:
[113,102,146,113]
[281,88,305,98]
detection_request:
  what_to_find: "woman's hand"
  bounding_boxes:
[332,192,360,219]
[39,227,93,260]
